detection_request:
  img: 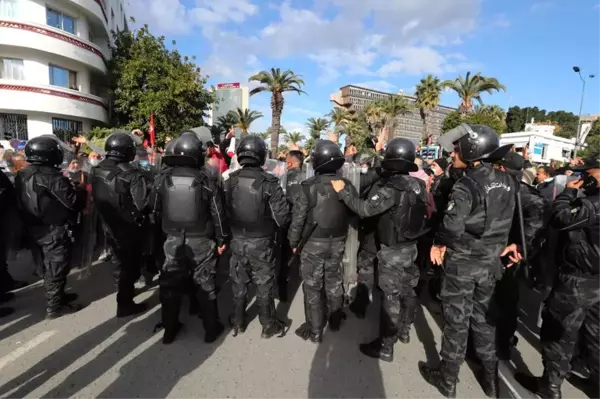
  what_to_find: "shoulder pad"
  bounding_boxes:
[262,171,279,183]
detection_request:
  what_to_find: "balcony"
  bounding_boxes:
[67,0,109,33]
[0,19,108,73]
[0,79,108,123]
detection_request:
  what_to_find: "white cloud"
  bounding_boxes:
[129,0,485,83]
[530,1,555,12]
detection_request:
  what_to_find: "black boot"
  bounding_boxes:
[349,283,370,319]
[514,373,562,399]
[0,307,14,318]
[259,300,286,339]
[480,362,499,398]
[230,299,246,337]
[161,295,183,345]
[46,278,83,320]
[202,297,224,343]
[418,361,458,398]
[328,296,346,332]
[188,284,201,316]
[295,291,314,341]
[116,302,148,318]
[359,337,394,362]
[398,296,418,344]
[62,292,78,304]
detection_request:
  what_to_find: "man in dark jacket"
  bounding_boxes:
[289,140,353,343]
[492,152,548,360]
[15,136,85,319]
[91,133,149,318]
[225,135,290,338]
[516,156,600,399]
[420,124,516,398]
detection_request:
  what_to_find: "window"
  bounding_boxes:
[0,113,28,141]
[0,0,19,17]
[0,58,25,80]
[52,118,82,143]
[49,65,77,90]
[46,8,76,34]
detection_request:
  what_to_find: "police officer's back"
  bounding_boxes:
[331,139,428,361]
[288,140,354,343]
[225,135,289,338]
[15,136,84,319]
[90,132,148,318]
[151,132,229,344]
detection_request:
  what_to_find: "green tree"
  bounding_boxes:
[306,117,330,138]
[580,119,600,158]
[329,108,352,132]
[283,131,304,146]
[344,111,371,154]
[442,72,506,113]
[380,95,413,140]
[248,68,306,156]
[108,22,214,145]
[442,108,507,134]
[250,131,271,141]
[227,108,263,135]
[216,113,237,132]
[415,74,442,144]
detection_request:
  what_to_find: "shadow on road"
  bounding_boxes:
[307,301,385,398]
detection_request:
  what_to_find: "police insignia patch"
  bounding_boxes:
[447,201,455,211]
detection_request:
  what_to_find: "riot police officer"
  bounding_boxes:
[91,132,148,318]
[331,138,428,361]
[225,135,290,338]
[15,136,84,319]
[288,140,353,343]
[150,132,229,344]
[515,156,600,399]
[419,124,515,398]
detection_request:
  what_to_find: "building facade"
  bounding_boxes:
[0,0,127,145]
[330,85,456,144]
[500,123,577,164]
[209,82,249,126]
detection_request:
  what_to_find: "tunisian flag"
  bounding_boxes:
[149,113,156,148]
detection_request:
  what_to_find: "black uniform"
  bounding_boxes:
[15,136,84,319]
[516,159,600,399]
[337,139,428,362]
[225,135,290,338]
[90,133,148,317]
[289,140,351,343]
[420,124,515,398]
[348,167,381,318]
[150,132,228,344]
[0,168,23,295]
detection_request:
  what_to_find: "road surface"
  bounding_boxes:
[0,251,589,398]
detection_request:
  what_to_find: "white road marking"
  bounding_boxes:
[0,330,56,371]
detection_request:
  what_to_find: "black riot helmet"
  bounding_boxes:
[438,124,511,163]
[236,135,267,166]
[105,132,136,161]
[25,135,64,167]
[311,140,345,173]
[381,138,418,172]
[162,132,204,167]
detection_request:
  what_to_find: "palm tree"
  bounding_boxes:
[442,72,506,113]
[329,108,352,132]
[380,95,413,140]
[415,74,442,144]
[476,104,506,121]
[363,101,386,132]
[216,113,237,132]
[249,68,306,156]
[284,131,304,147]
[306,117,330,139]
[251,131,271,141]
[227,108,263,135]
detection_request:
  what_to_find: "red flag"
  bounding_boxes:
[149,113,156,148]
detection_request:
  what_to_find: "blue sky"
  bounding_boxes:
[126,0,600,135]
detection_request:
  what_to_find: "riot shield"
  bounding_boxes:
[302,162,314,180]
[76,169,97,280]
[341,162,361,299]
[264,159,288,192]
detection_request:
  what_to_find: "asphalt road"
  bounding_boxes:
[0,251,590,398]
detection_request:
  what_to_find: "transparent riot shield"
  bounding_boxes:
[341,162,361,300]
[264,159,288,192]
[303,162,314,180]
[76,173,97,280]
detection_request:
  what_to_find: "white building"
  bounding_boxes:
[209,82,249,125]
[500,121,577,164]
[0,0,127,146]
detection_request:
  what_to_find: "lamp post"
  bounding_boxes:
[573,66,595,158]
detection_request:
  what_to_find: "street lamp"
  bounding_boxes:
[573,66,595,158]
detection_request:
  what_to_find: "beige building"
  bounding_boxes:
[330,85,456,144]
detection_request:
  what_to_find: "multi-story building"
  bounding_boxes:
[209,82,249,126]
[0,0,127,145]
[330,85,456,144]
